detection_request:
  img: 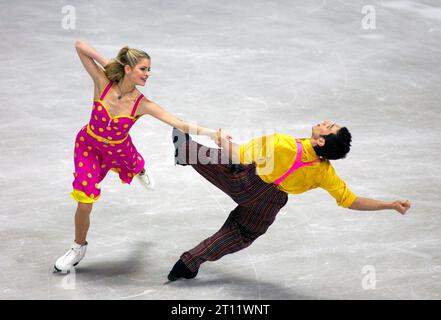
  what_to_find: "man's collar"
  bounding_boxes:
[302,138,319,159]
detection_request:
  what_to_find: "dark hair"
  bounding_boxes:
[313,127,352,160]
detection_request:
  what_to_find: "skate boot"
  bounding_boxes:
[137,167,155,190]
[54,242,87,272]
[168,259,198,281]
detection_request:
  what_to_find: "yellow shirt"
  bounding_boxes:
[239,133,356,208]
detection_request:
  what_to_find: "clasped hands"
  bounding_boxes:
[212,128,233,147]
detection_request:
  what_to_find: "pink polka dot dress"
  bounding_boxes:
[70,81,145,203]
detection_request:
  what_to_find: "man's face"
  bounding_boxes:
[312,120,341,139]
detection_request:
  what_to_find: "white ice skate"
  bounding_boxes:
[54,242,87,272]
[137,168,155,190]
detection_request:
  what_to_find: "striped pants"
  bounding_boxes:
[179,140,288,272]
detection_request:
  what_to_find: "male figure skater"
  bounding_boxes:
[168,121,411,280]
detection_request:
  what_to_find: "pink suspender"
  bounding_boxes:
[130,94,144,117]
[100,81,113,100]
[273,139,321,185]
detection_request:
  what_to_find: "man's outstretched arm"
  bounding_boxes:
[349,197,411,215]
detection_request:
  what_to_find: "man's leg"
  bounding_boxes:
[168,190,288,280]
[173,128,234,190]
[180,205,259,271]
[172,128,273,206]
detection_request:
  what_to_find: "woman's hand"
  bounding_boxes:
[75,40,109,68]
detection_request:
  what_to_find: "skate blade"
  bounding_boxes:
[53,263,78,274]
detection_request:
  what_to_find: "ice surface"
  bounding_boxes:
[0,0,440,299]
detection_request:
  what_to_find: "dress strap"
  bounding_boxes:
[100,81,113,100]
[130,94,144,117]
[273,139,320,185]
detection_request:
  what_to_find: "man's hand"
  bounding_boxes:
[393,200,411,215]
[213,128,232,147]
[211,128,239,163]
[349,197,411,215]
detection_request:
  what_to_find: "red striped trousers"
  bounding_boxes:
[179,141,288,272]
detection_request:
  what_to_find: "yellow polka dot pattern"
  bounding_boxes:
[71,89,145,203]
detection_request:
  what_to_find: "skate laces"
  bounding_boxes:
[66,244,83,258]
[62,248,80,262]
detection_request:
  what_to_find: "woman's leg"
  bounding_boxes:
[54,202,92,272]
[74,202,93,245]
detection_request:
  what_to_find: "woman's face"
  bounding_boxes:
[126,58,151,86]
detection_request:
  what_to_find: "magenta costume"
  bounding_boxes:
[70,81,145,203]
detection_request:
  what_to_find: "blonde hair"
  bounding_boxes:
[104,46,150,82]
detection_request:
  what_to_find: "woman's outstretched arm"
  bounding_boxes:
[137,99,221,139]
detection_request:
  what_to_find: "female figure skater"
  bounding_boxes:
[54,41,220,272]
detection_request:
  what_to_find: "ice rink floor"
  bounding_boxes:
[1,0,440,299]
